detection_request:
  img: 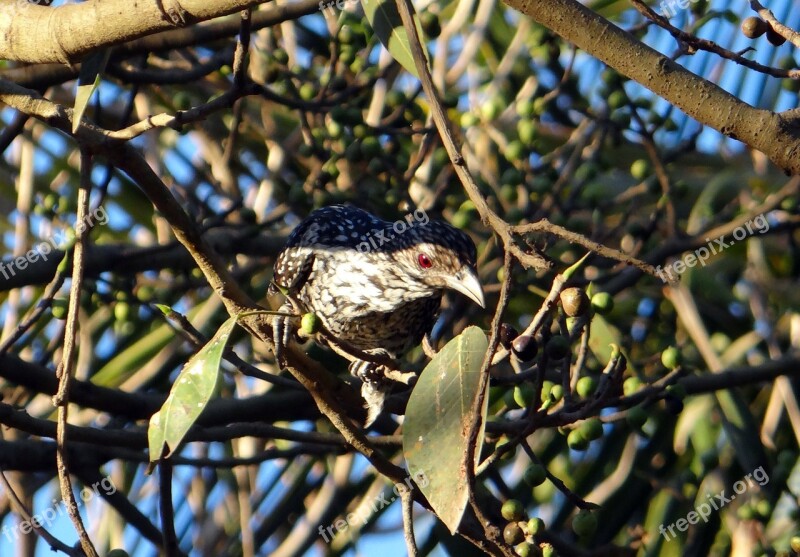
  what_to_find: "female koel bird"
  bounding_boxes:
[270,205,484,425]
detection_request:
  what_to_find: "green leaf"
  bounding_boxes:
[641,488,681,555]
[589,313,637,374]
[360,0,427,78]
[674,395,716,454]
[715,389,768,477]
[148,315,238,461]
[588,313,617,364]
[720,331,762,367]
[402,326,488,534]
[562,252,591,280]
[686,170,740,235]
[587,0,630,18]
[73,49,110,133]
[92,300,212,388]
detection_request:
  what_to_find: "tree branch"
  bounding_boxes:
[53,147,98,557]
[0,0,268,64]
[0,0,322,90]
[502,0,800,174]
[0,229,286,291]
[0,351,323,422]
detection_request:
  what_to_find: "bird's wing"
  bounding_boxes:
[271,205,384,292]
[272,248,314,293]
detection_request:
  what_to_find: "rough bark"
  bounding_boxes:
[0,0,267,64]
[504,0,800,175]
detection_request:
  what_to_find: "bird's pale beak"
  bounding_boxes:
[447,267,485,308]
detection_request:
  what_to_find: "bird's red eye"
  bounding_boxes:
[418,253,432,269]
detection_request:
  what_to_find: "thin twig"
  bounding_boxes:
[0,467,81,556]
[629,0,800,78]
[53,147,99,557]
[519,440,597,510]
[399,484,418,557]
[222,9,252,168]
[0,257,68,356]
[515,220,658,278]
[490,260,580,366]
[468,250,515,553]
[159,457,180,556]
[232,9,251,90]
[748,0,800,49]
[158,305,301,388]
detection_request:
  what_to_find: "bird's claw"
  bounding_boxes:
[350,360,399,426]
[360,381,387,428]
[271,301,296,368]
[349,360,390,386]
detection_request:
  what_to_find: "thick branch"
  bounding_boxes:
[0,0,268,64]
[0,0,322,90]
[503,0,800,174]
[0,352,322,422]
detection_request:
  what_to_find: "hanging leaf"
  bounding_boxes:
[92,299,215,388]
[403,326,488,533]
[360,0,427,78]
[589,313,637,374]
[715,389,769,480]
[148,315,238,462]
[73,49,110,133]
[588,314,619,366]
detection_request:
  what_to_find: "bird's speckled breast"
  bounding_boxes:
[294,247,442,356]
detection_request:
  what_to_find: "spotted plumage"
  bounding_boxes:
[270,205,484,425]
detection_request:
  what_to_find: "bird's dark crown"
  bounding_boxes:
[275,204,482,304]
[396,220,477,267]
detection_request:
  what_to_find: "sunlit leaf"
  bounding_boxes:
[148,315,238,461]
[402,326,488,534]
[674,395,715,454]
[360,0,427,78]
[686,170,741,235]
[92,300,215,388]
[589,314,637,373]
[73,49,110,133]
[715,390,769,476]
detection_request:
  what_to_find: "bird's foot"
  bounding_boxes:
[360,381,387,428]
[271,301,297,368]
[349,360,396,427]
[349,359,391,386]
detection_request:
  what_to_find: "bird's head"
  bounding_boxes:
[395,221,485,308]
